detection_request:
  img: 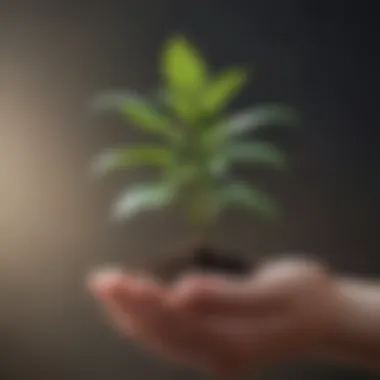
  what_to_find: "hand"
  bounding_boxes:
[87,258,341,377]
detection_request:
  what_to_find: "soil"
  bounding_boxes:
[145,242,253,284]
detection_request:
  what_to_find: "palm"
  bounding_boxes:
[91,35,298,236]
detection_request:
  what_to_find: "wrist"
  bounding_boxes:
[319,276,380,369]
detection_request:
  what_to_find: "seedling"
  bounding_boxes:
[91,35,298,281]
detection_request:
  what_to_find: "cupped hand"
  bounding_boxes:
[87,258,341,378]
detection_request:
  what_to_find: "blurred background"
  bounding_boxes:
[0,1,379,379]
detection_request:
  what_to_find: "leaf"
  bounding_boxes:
[152,88,170,107]
[202,67,249,115]
[200,122,228,152]
[112,182,178,221]
[161,35,208,92]
[226,104,299,136]
[167,92,201,124]
[224,141,287,170]
[91,91,177,138]
[161,36,209,123]
[91,146,174,177]
[90,91,138,112]
[221,182,279,221]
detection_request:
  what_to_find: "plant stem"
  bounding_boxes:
[188,172,218,242]
[185,114,219,242]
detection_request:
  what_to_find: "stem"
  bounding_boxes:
[187,195,210,241]
[187,173,217,242]
[184,111,219,242]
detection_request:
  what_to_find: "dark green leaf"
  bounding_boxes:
[227,104,299,136]
[224,141,287,170]
[112,182,178,221]
[161,35,207,92]
[208,155,229,177]
[221,182,279,221]
[152,88,170,106]
[92,92,177,138]
[202,68,249,115]
[92,146,174,177]
[90,91,138,112]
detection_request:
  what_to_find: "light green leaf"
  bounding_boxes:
[161,35,207,92]
[226,104,299,136]
[221,182,279,221]
[91,146,174,177]
[224,141,287,170]
[112,182,177,221]
[202,68,249,115]
[122,97,176,138]
[166,92,200,123]
[91,91,177,138]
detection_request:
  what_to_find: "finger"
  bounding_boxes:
[168,259,325,317]
[88,270,235,370]
[168,274,290,317]
[88,269,165,335]
[205,319,289,378]
[209,312,309,378]
[255,256,327,284]
[87,271,284,378]
[123,289,234,369]
[87,267,126,301]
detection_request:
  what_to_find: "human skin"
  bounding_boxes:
[88,257,380,377]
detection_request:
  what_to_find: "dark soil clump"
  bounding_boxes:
[145,242,253,283]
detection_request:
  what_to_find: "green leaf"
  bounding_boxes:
[122,97,177,137]
[91,146,174,177]
[112,182,177,221]
[202,68,249,115]
[152,88,170,107]
[166,92,199,124]
[226,104,299,136]
[200,122,228,152]
[224,141,287,170]
[90,91,137,112]
[91,92,177,138]
[161,35,207,92]
[221,182,279,221]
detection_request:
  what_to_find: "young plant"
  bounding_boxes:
[91,35,298,280]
